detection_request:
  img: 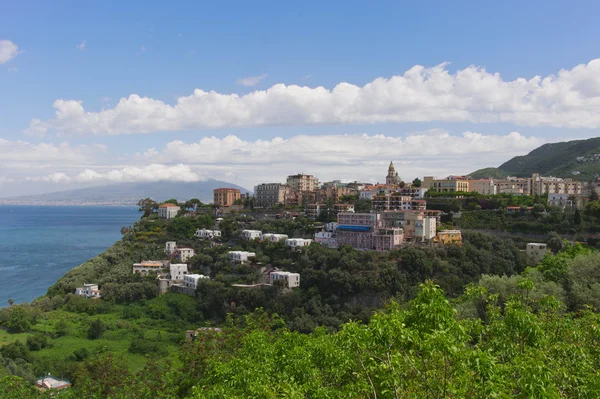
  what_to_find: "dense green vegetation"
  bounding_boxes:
[3,201,600,397]
[4,245,600,398]
[470,136,600,180]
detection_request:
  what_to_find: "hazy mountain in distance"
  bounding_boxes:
[0,180,251,205]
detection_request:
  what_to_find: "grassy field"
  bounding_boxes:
[2,305,187,373]
[0,328,30,347]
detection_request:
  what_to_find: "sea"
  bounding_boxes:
[0,206,140,306]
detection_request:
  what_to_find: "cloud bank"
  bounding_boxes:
[26,59,600,136]
[7,131,545,190]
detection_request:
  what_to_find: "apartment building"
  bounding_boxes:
[254,183,289,208]
[213,188,241,207]
[469,179,497,195]
[372,227,404,251]
[529,173,583,196]
[423,176,470,192]
[286,238,312,249]
[372,194,426,212]
[286,174,319,194]
[494,177,528,195]
[175,248,196,263]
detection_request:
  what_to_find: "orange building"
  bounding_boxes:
[213,188,241,207]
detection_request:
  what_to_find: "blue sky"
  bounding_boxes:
[1,0,599,195]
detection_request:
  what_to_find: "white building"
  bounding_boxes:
[195,229,222,239]
[184,274,209,290]
[169,263,188,280]
[261,233,288,243]
[175,248,196,263]
[158,204,180,219]
[133,261,168,275]
[415,217,437,241]
[526,243,550,265]
[229,251,256,263]
[241,230,262,240]
[286,238,312,249]
[165,241,177,254]
[75,284,100,298]
[270,271,300,288]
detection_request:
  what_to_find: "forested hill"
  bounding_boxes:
[470,136,600,180]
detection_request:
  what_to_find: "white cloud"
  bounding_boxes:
[74,164,205,183]
[140,45,147,52]
[25,59,600,136]
[301,74,312,80]
[7,67,18,73]
[122,131,544,186]
[0,176,14,186]
[0,40,19,64]
[9,131,547,192]
[76,40,86,51]
[27,172,72,183]
[0,139,94,166]
[236,74,268,87]
[102,96,111,102]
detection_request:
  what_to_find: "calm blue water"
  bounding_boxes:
[0,206,139,306]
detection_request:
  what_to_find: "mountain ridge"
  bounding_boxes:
[0,179,251,205]
[470,137,600,180]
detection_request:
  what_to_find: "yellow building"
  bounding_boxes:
[433,230,463,245]
[213,188,241,207]
[423,176,470,192]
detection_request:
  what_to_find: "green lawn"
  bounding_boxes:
[25,309,184,372]
[0,328,30,347]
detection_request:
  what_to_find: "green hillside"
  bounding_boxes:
[470,137,600,180]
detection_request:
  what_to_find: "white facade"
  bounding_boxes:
[241,230,263,240]
[229,251,256,263]
[158,204,180,219]
[314,231,338,248]
[286,238,312,248]
[270,271,300,288]
[75,284,100,298]
[169,263,188,280]
[195,229,222,239]
[261,233,288,242]
[176,248,196,262]
[165,241,177,254]
[184,274,209,290]
[415,217,437,241]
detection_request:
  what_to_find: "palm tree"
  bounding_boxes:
[8,298,14,307]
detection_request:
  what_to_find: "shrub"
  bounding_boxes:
[87,319,105,340]
[26,334,49,351]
